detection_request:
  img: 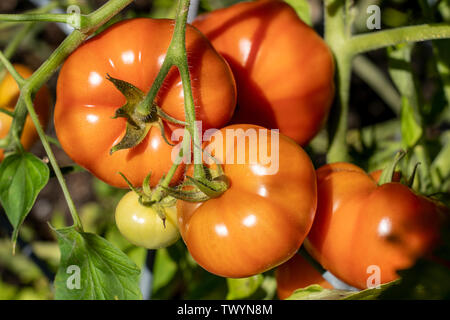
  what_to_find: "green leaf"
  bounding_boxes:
[286,284,354,300]
[343,280,399,300]
[388,44,424,148]
[152,248,178,293]
[401,96,423,148]
[0,152,49,247]
[53,226,142,300]
[226,274,264,300]
[284,0,312,26]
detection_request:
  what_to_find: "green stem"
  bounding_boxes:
[150,146,184,203]
[23,94,83,231]
[0,23,36,81]
[6,0,133,154]
[1,0,133,229]
[347,23,450,55]
[137,0,205,181]
[0,109,14,117]
[0,1,60,31]
[324,0,352,163]
[414,144,435,193]
[0,13,88,30]
[352,55,401,114]
[0,51,25,87]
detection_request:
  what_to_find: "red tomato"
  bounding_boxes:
[305,162,444,289]
[275,253,332,300]
[0,64,50,161]
[55,18,236,188]
[193,0,335,145]
[177,124,317,278]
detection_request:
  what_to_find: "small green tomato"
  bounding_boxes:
[115,191,180,249]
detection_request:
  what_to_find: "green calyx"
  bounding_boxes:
[163,164,230,203]
[378,150,406,186]
[119,171,176,227]
[106,75,186,154]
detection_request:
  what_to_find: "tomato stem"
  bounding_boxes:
[136,0,208,182]
[0,22,36,82]
[0,0,134,231]
[324,0,450,164]
[23,94,84,231]
[346,23,450,55]
[0,13,88,30]
[0,52,25,87]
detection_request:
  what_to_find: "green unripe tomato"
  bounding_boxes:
[115,191,180,249]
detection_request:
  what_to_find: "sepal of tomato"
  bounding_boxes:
[177,124,317,278]
[305,162,444,289]
[0,64,51,160]
[193,0,335,145]
[54,18,236,188]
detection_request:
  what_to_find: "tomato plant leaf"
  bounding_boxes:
[0,152,49,248]
[401,96,423,148]
[226,274,264,300]
[152,248,178,294]
[388,44,423,148]
[53,226,142,300]
[286,284,354,300]
[284,0,311,26]
[343,280,399,300]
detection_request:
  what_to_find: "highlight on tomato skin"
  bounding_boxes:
[177,124,318,278]
[275,253,332,300]
[193,0,335,146]
[54,18,237,189]
[0,64,51,161]
[304,162,445,290]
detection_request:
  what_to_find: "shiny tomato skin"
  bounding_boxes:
[0,64,50,160]
[305,162,443,289]
[55,18,236,188]
[275,253,332,300]
[177,124,317,278]
[193,0,335,145]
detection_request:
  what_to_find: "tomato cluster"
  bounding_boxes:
[53,0,446,296]
[305,162,444,290]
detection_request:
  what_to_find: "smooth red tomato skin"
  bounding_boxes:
[193,0,335,145]
[0,65,50,161]
[55,18,236,188]
[177,124,317,278]
[305,162,443,289]
[275,253,332,300]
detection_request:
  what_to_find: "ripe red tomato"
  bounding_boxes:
[305,162,444,289]
[275,253,332,300]
[177,124,317,278]
[0,64,50,160]
[55,18,236,188]
[193,0,335,145]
